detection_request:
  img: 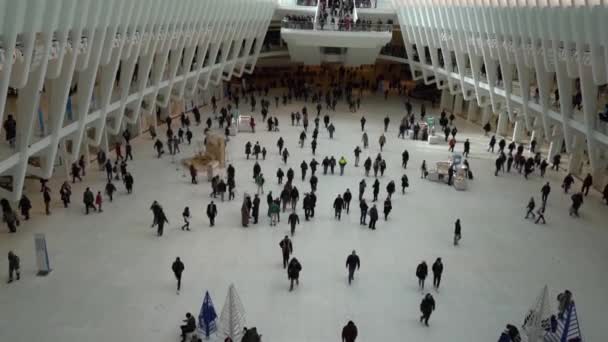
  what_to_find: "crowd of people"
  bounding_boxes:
[2,63,605,342]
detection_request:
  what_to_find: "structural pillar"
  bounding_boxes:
[440,89,454,112]
[512,117,526,143]
[453,94,464,117]
[546,127,563,161]
[480,105,492,126]
[567,135,585,175]
[466,101,479,122]
[496,111,509,137]
[530,117,544,145]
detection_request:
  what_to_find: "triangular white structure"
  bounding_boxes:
[218,284,247,342]
[522,285,552,342]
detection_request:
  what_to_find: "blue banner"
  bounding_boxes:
[198,291,218,338]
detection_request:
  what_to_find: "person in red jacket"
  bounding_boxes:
[95,191,103,212]
[342,321,358,342]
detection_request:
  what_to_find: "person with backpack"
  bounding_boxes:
[287,257,302,291]
[419,293,436,326]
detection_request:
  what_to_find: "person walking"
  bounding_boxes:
[362,132,369,149]
[402,149,409,169]
[105,181,116,202]
[401,174,409,194]
[416,261,428,290]
[17,195,32,220]
[432,258,443,290]
[43,185,51,215]
[345,250,360,285]
[570,192,584,217]
[83,187,96,214]
[419,293,436,326]
[7,251,20,283]
[368,204,378,230]
[525,197,536,219]
[372,179,380,202]
[353,146,361,167]
[339,156,347,175]
[454,219,462,245]
[541,182,551,207]
[172,257,185,293]
[378,134,386,151]
[279,235,293,268]
[300,161,308,181]
[206,201,217,227]
[288,211,299,236]
[252,194,260,224]
[562,173,574,193]
[181,207,191,231]
[287,257,302,291]
[383,115,390,132]
[383,197,392,220]
[581,173,593,196]
[535,206,546,224]
[95,191,103,212]
[342,321,358,342]
[420,160,427,179]
[333,194,344,220]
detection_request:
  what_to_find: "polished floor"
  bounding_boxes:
[1,92,606,342]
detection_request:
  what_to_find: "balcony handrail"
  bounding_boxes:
[281,19,392,32]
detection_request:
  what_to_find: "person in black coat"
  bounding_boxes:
[124,172,134,194]
[402,149,409,169]
[363,157,372,176]
[333,195,344,220]
[83,188,96,214]
[310,175,318,192]
[287,257,302,291]
[300,161,308,181]
[401,174,409,194]
[151,202,169,236]
[206,201,217,226]
[276,168,284,184]
[372,179,380,202]
[180,313,196,342]
[286,168,294,183]
[386,180,395,199]
[279,236,293,268]
[105,181,116,202]
[432,258,443,289]
[343,189,352,214]
[562,173,574,193]
[416,261,428,290]
[419,293,436,326]
[172,257,184,292]
[454,219,462,245]
[252,195,260,224]
[541,182,551,206]
[570,192,584,217]
[18,195,32,220]
[288,211,299,236]
[383,198,392,220]
[345,250,360,285]
[581,173,593,196]
[7,251,20,283]
[359,199,368,225]
[368,204,378,229]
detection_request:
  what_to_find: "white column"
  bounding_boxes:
[530,117,544,145]
[496,111,509,137]
[480,105,492,126]
[546,128,563,161]
[512,117,526,143]
[467,101,479,122]
[440,89,454,112]
[453,94,463,117]
[567,135,585,175]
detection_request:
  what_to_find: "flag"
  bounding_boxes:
[522,285,552,342]
[198,291,218,338]
[544,302,583,342]
[218,284,247,341]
